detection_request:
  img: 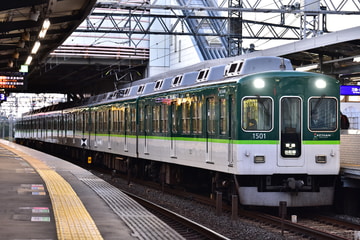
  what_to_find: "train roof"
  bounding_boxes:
[23,56,294,116]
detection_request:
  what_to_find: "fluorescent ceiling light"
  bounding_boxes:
[353,57,360,62]
[42,18,50,30]
[25,56,33,65]
[39,19,50,38]
[295,64,318,71]
[31,41,41,54]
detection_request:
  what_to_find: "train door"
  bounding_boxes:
[278,96,304,166]
[170,102,177,158]
[206,97,215,163]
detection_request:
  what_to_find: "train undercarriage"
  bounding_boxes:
[16,139,339,207]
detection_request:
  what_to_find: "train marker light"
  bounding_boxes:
[315,79,326,88]
[253,78,265,88]
[254,155,265,163]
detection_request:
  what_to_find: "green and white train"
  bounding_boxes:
[15,56,340,207]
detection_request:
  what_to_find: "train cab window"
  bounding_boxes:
[280,97,301,158]
[309,97,337,131]
[242,97,272,131]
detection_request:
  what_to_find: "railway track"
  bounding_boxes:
[102,172,360,239]
[122,190,230,240]
[239,211,360,239]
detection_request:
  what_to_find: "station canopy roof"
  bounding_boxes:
[0,0,96,92]
[1,1,360,96]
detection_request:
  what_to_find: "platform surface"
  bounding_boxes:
[0,140,184,240]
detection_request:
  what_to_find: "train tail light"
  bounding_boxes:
[315,155,327,163]
[254,155,265,163]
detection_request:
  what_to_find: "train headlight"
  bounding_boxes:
[315,155,327,163]
[253,78,265,88]
[254,155,265,163]
[315,79,326,88]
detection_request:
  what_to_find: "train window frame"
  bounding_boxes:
[308,96,338,132]
[225,61,243,76]
[137,84,145,95]
[196,68,210,82]
[154,80,164,91]
[280,96,302,158]
[219,98,227,135]
[160,104,168,133]
[241,96,274,132]
[206,97,216,135]
[123,88,131,96]
[153,104,161,133]
[181,100,191,134]
[172,75,183,87]
[191,96,202,134]
[130,107,136,133]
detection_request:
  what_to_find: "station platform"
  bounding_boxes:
[0,140,184,240]
[340,131,360,187]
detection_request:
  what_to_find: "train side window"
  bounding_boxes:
[160,104,168,133]
[144,105,151,133]
[104,110,109,133]
[192,96,202,134]
[131,108,136,133]
[182,100,191,134]
[119,108,125,134]
[309,97,337,131]
[153,105,160,133]
[108,109,111,133]
[125,108,131,133]
[206,97,216,134]
[242,97,273,131]
[220,98,227,135]
[98,111,103,132]
[90,112,95,133]
[171,102,178,133]
[139,106,144,133]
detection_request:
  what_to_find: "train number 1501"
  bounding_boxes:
[252,133,266,140]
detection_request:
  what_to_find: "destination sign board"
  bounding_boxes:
[0,72,27,90]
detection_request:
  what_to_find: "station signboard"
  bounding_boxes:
[340,85,360,95]
[0,72,27,91]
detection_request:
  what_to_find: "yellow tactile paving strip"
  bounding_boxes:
[0,143,103,240]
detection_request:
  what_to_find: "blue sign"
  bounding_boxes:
[340,85,360,95]
[0,93,6,101]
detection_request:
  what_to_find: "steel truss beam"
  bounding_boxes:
[84,0,360,42]
[79,10,301,39]
[74,0,360,60]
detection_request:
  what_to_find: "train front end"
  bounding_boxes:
[235,71,340,207]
